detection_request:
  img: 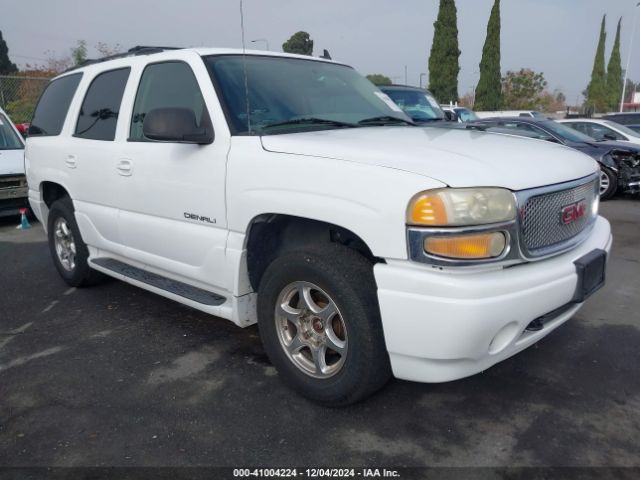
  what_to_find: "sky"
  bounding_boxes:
[2,0,639,104]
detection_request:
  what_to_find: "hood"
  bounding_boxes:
[261,127,597,190]
[0,149,25,176]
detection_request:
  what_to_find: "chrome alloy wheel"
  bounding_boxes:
[599,170,610,196]
[53,217,76,271]
[275,281,348,379]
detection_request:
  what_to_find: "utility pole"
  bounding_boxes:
[419,73,427,88]
[404,65,408,85]
[620,3,640,112]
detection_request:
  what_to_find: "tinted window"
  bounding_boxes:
[380,88,445,121]
[588,123,625,141]
[29,73,82,136]
[75,68,130,141]
[0,113,24,149]
[130,62,207,141]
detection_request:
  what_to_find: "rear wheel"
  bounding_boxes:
[599,167,618,200]
[47,197,104,287]
[257,243,391,406]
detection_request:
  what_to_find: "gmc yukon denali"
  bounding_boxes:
[26,47,612,405]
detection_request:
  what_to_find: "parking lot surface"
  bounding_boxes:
[0,199,639,468]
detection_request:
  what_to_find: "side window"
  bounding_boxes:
[590,124,624,141]
[130,62,208,141]
[568,123,588,135]
[75,68,130,141]
[29,73,82,136]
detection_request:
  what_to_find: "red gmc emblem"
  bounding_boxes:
[561,200,587,225]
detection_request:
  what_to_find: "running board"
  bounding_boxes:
[91,258,226,306]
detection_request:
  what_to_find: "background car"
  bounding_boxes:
[0,107,28,217]
[471,117,640,200]
[440,105,479,123]
[377,85,447,124]
[559,118,640,145]
[602,112,640,126]
[475,110,548,119]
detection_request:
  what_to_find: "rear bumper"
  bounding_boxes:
[374,216,612,383]
[0,196,29,218]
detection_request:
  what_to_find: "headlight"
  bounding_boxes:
[407,188,516,226]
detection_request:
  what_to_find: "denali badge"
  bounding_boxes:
[184,212,216,224]
[561,200,587,225]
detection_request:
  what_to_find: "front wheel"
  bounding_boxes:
[257,244,391,406]
[599,167,618,201]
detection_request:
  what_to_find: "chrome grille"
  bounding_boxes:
[519,177,598,256]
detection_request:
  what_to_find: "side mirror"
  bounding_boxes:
[143,107,214,144]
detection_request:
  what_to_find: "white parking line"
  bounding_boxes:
[63,287,77,296]
[0,322,34,351]
[41,300,59,313]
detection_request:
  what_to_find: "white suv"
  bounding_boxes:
[26,47,612,405]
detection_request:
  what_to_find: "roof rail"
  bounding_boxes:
[63,45,182,73]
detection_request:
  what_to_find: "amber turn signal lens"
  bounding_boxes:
[409,193,447,225]
[424,232,506,260]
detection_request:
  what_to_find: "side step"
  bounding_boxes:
[91,258,226,306]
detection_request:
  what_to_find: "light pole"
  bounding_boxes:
[419,73,427,88]
[620,2,640,112]
[250,38,270,50]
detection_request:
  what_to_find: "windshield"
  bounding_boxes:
[604,120,640,138]
[455,108,478,122]
[0,113,24,149]
[205,55,412,134]
[540,120,595,143]
[380,88,445,121]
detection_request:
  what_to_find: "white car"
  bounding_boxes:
[0,107,28,217]
[475,110,548,119]
[559,118,640,145]
[26,47,612,405]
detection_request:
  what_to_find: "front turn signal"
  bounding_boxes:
[424,232,507,260]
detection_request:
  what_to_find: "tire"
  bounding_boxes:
[47,197,104,287]
[257,243,391,406]
[599,167,618,201]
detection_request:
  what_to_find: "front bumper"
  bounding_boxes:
[374,215,612,383]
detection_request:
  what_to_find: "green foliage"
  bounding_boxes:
[282,31,314,56]
[71,40,88,66]
[366,74,393,86]
[606,18,623,111]
[0,30,18,75]
[475,0,502,110]
[502,69,548,109]
[428,0,460,103]
[586,15,609,113]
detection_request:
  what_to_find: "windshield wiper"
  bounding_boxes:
[261,118,358,130]
[358,116,416,126]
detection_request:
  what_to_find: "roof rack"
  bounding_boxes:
[63,45,182,73]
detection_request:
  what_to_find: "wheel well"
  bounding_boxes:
[42,182,70,207]
[245,214,377,291]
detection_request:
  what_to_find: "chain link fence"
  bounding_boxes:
[0,75,52,123]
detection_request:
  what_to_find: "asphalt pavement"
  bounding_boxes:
[0,199,639,469]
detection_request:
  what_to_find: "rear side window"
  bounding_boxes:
[75,68,130,141]
[29,73,82,136]
[130,62,207,141]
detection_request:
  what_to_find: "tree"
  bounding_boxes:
[0,30,18,75]
[606,18,623,111]
[71,40,88,66]
[366,74,392,86]
[501,69,548,110]
[586,15,608,112]
[428,0,460,103]
[282,31,313,56]
[475,0,502,110]
[538,90,567,113]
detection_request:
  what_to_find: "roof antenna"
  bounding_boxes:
[321,49,332,60]
[239,0,252,133]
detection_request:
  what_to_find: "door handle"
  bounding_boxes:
[65,155,77,169]
[117,159,133,176]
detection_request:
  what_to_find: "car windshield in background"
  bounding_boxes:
[455,108,478,122]
[205,55,412,134]
[531,111,547,119]
[0,113,24,149]
[541,120,595,143]
[382,89,445,122]
[604,120,640,138]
